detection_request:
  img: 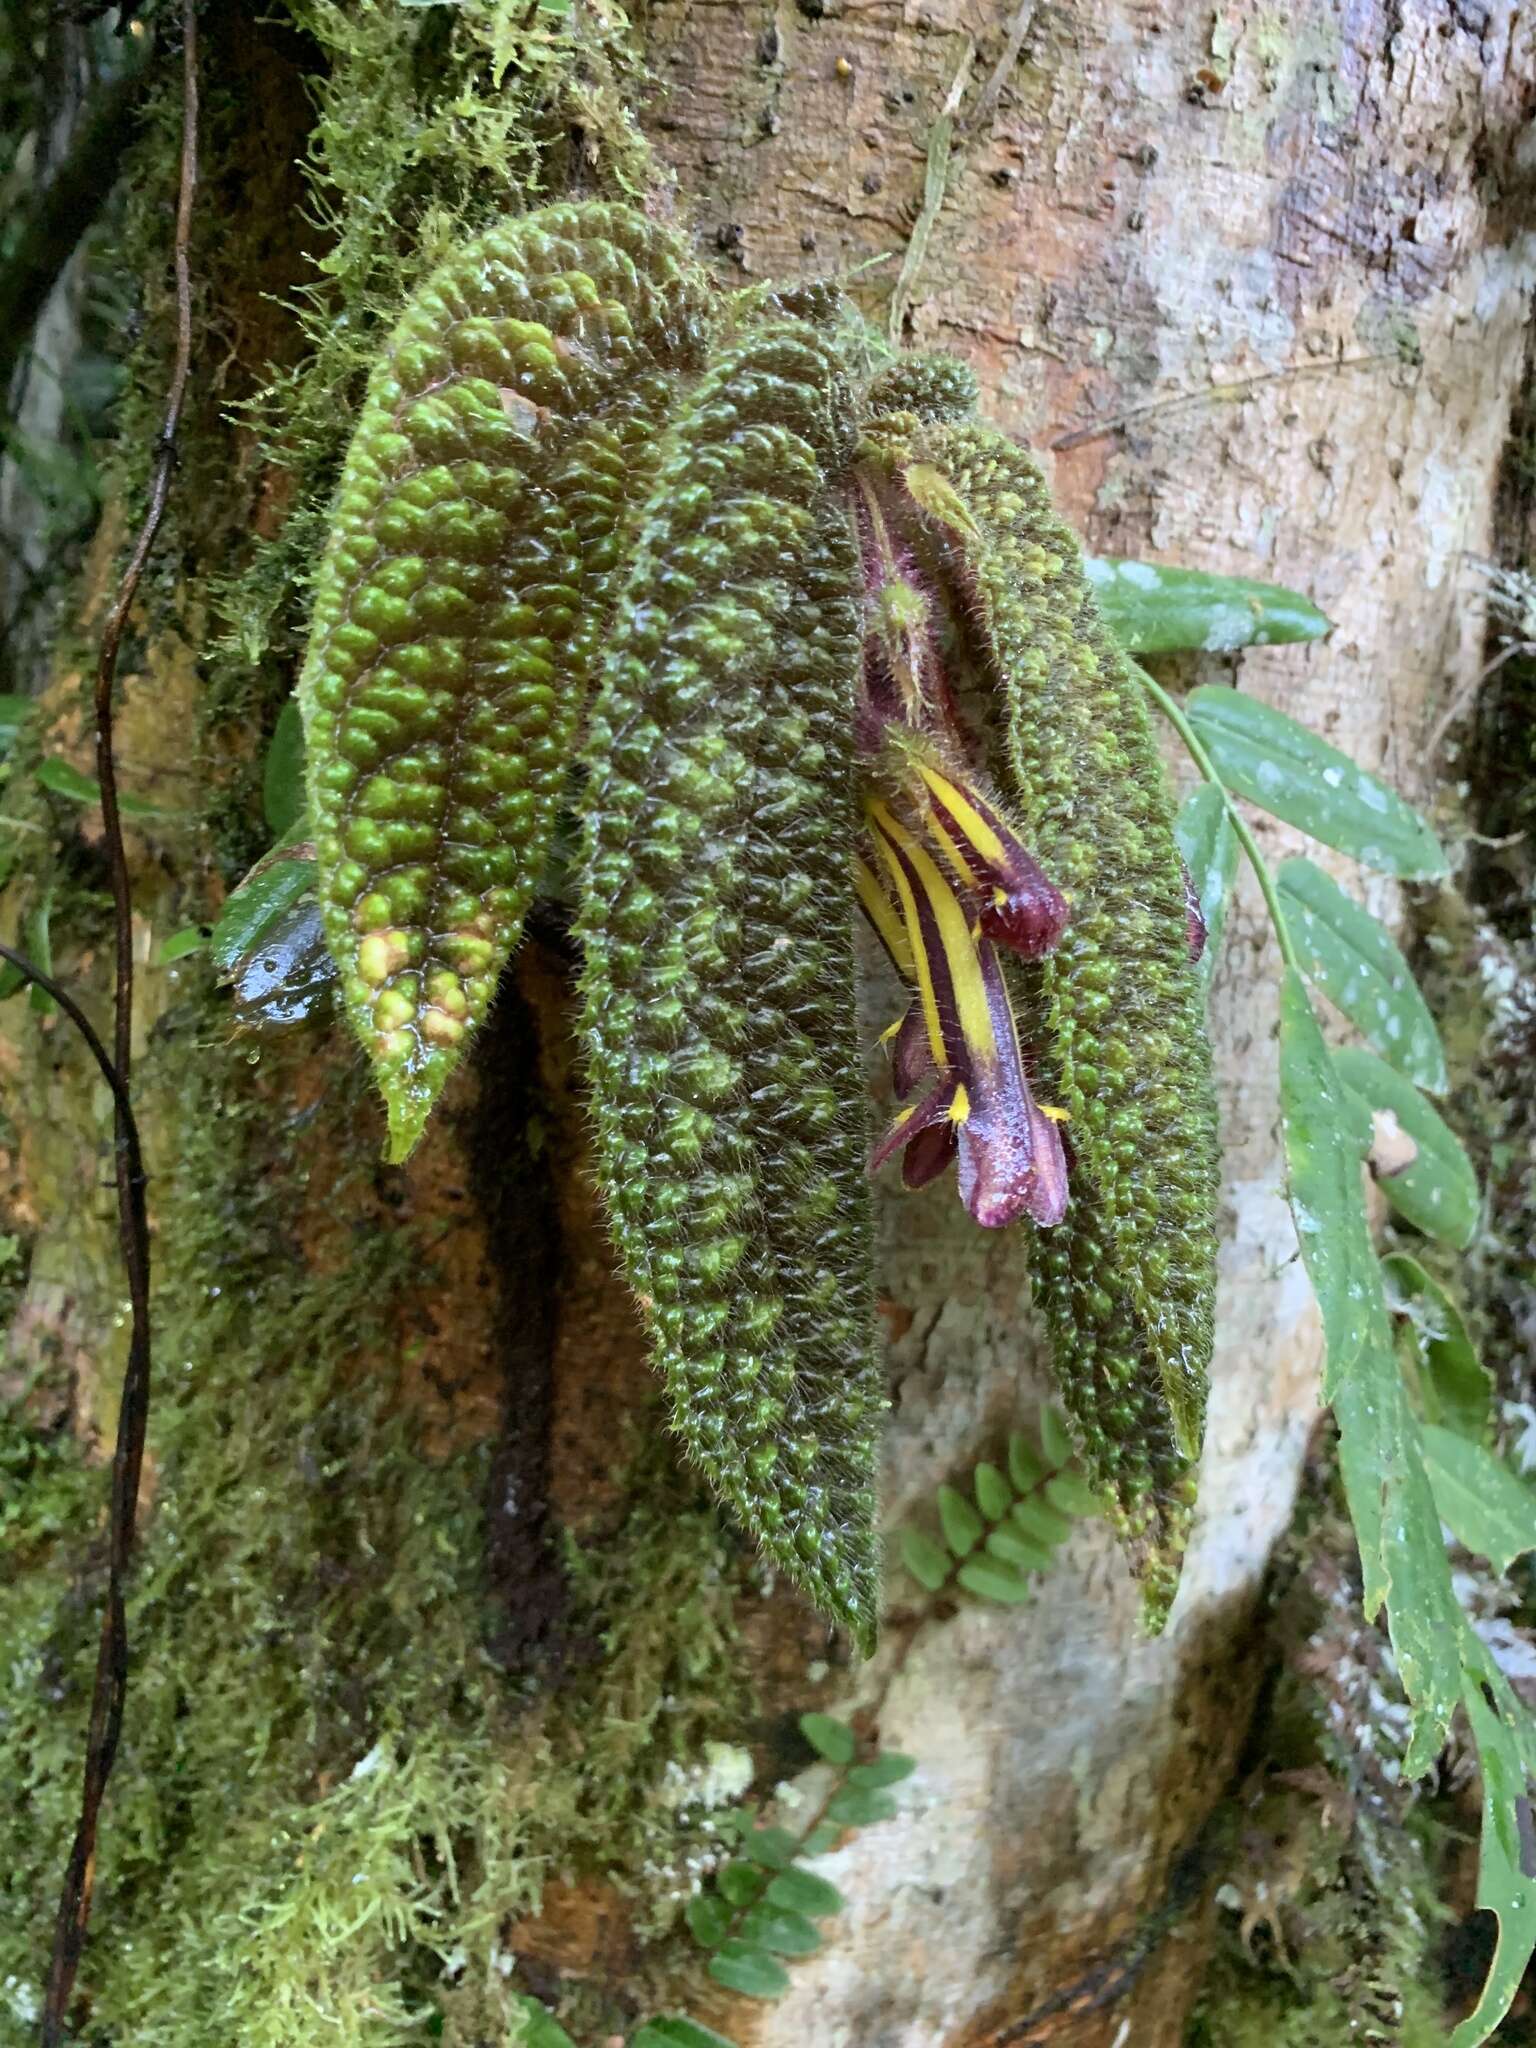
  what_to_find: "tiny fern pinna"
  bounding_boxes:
[298,201,1219,1647]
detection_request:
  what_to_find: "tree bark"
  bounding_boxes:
[2,4,1532,2045]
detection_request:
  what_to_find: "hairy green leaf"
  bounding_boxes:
[1085,557,1329,654]
[1383,1251,1491,1442]
[1422,1427,1536,1573]
[1334,1045,1479,1249]
[1277,857,1446,1091]
[1187,685,1448,878]
[1173,782,1239,992]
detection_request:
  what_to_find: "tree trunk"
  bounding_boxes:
[2,4,1532,2046]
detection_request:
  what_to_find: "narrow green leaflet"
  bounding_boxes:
[1276,857,1446,1092]
[1277,969,1377,1380]
[1452,1656,1536,2048]
[262,699,306,838]
[1383,1251,1492,1441]
[1186,686,1448,879]
[1334,1045,1479,1249]
[1173,782,1239,991]
[36,755,165,817]
[1084,558,1329,654]
[1422,1426,1536,1573]
[632,2022,739,2048]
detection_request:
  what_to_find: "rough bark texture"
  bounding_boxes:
[2,3,1533,2045]
[636,3,1535,2041]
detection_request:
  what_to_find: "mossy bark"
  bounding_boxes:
[2,4,1532,2046]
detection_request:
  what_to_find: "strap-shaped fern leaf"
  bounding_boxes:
[301,203,715,1160]
[577,315,880,1646]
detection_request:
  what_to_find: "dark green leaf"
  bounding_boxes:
[1277,857,1446,1092]
[210,844,318,976]
[973,1461,1012,1521]
[1038,1407,1074,1469]
[937,1482,984,1557]
[631,2019,740,2048]
[509,1994,578,2047]
[847,1753,917,1790]
[1044,1471,1102,1519]
[1278,970,1377,1383]
[717,1863,766,1908]
[799,1821,840,1855]
[1383,1252,1491,1442]
[1006,1432,1046,1493]
[36,755,165,817]
[706,1942,790,2000]
[740,1905,822,1957]
[1451,1653,1536,2048]
[798,1713,855,1766]
[956,1556,1031,1605]
[1422,1427,1536,1573]
[825,1784,899,1826]
[1010,1497,1072,1548]
[985,1525,1052,1573]
[764,1867,845,1917]
[1174,782,1239,992]
[900,1526,951,1591]
[1187,685,1448,879]
[1084,557,1329,654]
[263,699,307,837]
[740,1825,799,1870]
[685,1892,732,1949]
[1333,1046,1479,1250]
[158,924,208,964]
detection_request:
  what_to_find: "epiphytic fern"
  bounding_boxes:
[297,202,1219,1646]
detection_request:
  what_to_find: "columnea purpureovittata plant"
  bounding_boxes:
[297,201,1219,1648]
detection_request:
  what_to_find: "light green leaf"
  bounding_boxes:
[0,694,32,752]
[706,1942,790,2000]
[1278,969,1377,1384]
[632,2019,740,2048]
[1451,1656,1536,2048]
[1382,1252,1492,1441]
[1044,1470,1102,1518]
[509,1994,578,2047]
[1038,1406,1073,1468]
[1277,858,1446,1092]
[1010,1497,1072,1548]
[1173,782,1239,991]
[740,1825,799,1869]
[955,1556,1031,1605]
[1006,1432,1046,1493]
[1186,686,1448,878]
[825,1783,899,1825]
[739,1904,822,1957]
[1332,1293,1461,1773]
[847,1753,916,1789]
[764,1868,845,1917]
[210,844,318,977]
[263,699,307,838]
[973,1461,1012,1520]
[36,754,166,817]
[1422,1427,1536,1573]
[1333,1046,1479,1250]
[985,1525,1052,1573]
[1084,557,1329,654]
[937,1483,984,1557]
[158,924,209,965]
[899,1526,951,1591]
[798,1713,854,1766]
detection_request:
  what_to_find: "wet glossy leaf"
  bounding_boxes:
[1277,857,1446,1092]
[764,1867,845,1917]
[1278,969,1377,1384]
[1383,1251,1492,1441]
[900,1526,951,1591]
[973,1461,1012,1520]
[1333,1046,1479,1249]
[1174,782,1239,991]
[263,699,306,837]
[1423,1427,1536,1573]
[1187,686,1448,878]
[210,840,318,976]
[955,1556,1031,1605]
[937,1483,984,1557]
[739,1904,822,1957]
[1085,557,1329,654]
[798,1714,855,1766]
[706,1941,790,2000]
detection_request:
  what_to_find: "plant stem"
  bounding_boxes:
[1134,664,1303,976]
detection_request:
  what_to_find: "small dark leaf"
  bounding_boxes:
[706,1942,791,2000]
[937,1483,984,1557]
[740,1825,800,1869]
[764,1867,845,1917]
[900,1527,951,1591]
[262,699,307,837]
[798,1713,855,1766]
[847,1753,917,1789]
[740,1905,822,1957]
[685,1891,732,1949]
[717,1862,767,1908]
[825,1784,899,1826]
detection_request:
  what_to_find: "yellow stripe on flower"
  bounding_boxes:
[913,758,1014,877]
[854,855,916,982]
[866,800,996,1075]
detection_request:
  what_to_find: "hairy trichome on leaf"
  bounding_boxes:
[297,202,1220,1645]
